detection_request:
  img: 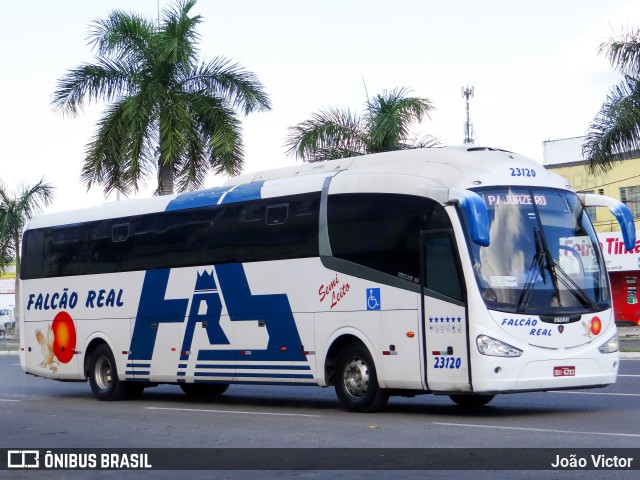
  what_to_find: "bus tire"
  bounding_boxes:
[88,344,127,401]
[335,343,389,412]
[124,382,146,399]
[180,383,229,397]
[449,394,494,408]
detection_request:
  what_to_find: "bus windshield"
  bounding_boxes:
[467,187,610,315]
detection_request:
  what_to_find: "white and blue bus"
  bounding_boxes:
[19,146,636,412]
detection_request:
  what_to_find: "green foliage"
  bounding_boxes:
[286,87,439,163]
[585,28,640,173]
[52,0,271,195]
[0,179,55,273]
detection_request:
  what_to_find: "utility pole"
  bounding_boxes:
[462,85,475,145]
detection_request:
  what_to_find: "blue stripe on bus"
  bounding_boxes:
[220,182,264,204]
[165,181,264,211]
[123,377,153,383]
[194,372,314,379]
[194,364,311,370]
[165,186,233,211]
[125,371,149,376]
[126,363,151,368]
[193,380,317,386]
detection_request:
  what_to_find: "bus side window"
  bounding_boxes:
[20,230,44,279]
[239,203,263,224]
[45,226,87,276]
[327,193,422,282]
[155,206,234,268]
[121,215,157,271]
[235,194,319,262]
[423,234,464,302]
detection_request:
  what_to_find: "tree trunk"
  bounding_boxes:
[158,160,174,196]
[13,233,20,343]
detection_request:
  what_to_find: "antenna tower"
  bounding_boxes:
[462,85,475,145]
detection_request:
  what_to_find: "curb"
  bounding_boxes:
[619,351,640,359]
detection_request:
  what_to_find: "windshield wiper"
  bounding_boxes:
[550,260,599,311]
[534,222,599,310]
[517,227,547,312]
[518,227,599,312]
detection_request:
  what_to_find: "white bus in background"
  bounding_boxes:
[18,146,635,412]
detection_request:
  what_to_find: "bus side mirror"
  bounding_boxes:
[581,193,636,251]
[449,189,490,247]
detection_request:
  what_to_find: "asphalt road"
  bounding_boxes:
[0,355,638,479]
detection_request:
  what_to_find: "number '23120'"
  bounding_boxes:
[509,167,536,177]
[433,356,462,369]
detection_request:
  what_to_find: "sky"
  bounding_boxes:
[2,0,640,213]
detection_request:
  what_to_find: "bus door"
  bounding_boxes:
[421,231,471,392]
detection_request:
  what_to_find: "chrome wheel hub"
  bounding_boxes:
[343,357,370,398]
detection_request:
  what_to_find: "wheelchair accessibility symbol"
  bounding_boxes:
[367,288,381,310]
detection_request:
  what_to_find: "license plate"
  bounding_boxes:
[554,366,575,377]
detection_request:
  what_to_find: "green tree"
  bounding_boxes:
[584,28,640,173]
[0,179,55,338]
[285,87,439,162]
[52,0,271,196]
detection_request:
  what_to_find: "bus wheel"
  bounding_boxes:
[335,343,389,412]
[88,344,127,401]
[124,382,146,399]
[180,383,229,397]
[449,394,494,408]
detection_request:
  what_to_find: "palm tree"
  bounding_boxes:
[0,179,55,339]
[285,87,439,162]
[52,0,271,196]
[584,28,640,173]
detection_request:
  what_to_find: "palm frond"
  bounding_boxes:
[584,76,640,174]
[406,133,443,150]
[15,179,56,220]
[190,94,244,177]
[82,96,155,195]
[366,87,435,153]
[285,108,366,162]
[51,58,135,116]
[188,57,272,114]
[158,0,201,72]
[0,179,55,267]
[88,10,155,64]
[172,115,207,192]
[600,28,640,77]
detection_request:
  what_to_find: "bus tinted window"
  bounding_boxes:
[155,206,234,268]
[327,193,461,295]
[327,193,423,282]
[20,192,320,279]
[235,195,320,263]
[424,234,464,301]
[44,225,88,277]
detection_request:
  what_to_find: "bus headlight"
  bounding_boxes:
[476,335,522,357]
[598,332,619,354]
